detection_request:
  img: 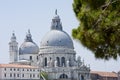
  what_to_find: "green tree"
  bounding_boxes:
[40,71,48,80]
[72,0,120,60]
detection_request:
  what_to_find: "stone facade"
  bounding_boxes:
[0,64,40,80]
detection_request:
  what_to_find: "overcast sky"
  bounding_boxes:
[0,0,119,72]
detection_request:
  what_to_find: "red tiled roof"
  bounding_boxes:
[0,64,38,69]
[91,71,117,77]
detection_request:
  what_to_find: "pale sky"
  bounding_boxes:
[0,0,119,72]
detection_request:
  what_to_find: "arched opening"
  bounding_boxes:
[56,57,60,66]
[37,56,39,61]
[44,57,47,66]
[81,75,84,80]
[30,56,32,60]
[61,57,65,67]
[59,74,68,79]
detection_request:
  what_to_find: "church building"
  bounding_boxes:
[2,11,91,80]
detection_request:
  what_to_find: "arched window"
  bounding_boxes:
[61,57,65,67]
[30,56,32,60]
[56,57,60,66]
[44,57,47,66]
[60,74,68,79]
[37,56,39,61]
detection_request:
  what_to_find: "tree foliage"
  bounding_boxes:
[72,0,120,60]
[40,71,48,80]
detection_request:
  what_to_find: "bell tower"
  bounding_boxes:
[9,32,18,63]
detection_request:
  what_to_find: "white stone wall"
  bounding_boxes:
[0,67,40,80]
[39,47,76,67]
[19,54,38,66]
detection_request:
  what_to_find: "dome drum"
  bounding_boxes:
[39,46,75,54]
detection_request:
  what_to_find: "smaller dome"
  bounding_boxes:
[19,42,39,54]
[19,30,39,54]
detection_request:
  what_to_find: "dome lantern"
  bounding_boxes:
[24,29,33,42]
[51,9,62,31]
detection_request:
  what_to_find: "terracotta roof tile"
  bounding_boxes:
[0,64,38,69]
[91,71,117,77]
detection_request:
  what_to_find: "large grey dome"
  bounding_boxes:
[40,12,74,49]
[19,30,39,54]
[40,30,74,49]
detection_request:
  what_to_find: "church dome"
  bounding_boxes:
[40,30,74,49]
[40,10,74,49]
[19,30,39,54]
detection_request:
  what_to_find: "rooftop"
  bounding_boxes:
[0,64,38,69]
[91,71,117,77]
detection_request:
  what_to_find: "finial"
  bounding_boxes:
[28,29,30,34]
[12,30,15,36]
[13,30,15,33]
[11,30,16,41]
[55,9,57,15]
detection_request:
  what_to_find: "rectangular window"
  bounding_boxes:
[33,74,35,77]
[14,73,16,77]
[17,68,19,71]
[22,74,24,77]
[17,74,19,77]
[30,74,32,78]
[37,74,39,78]
[4,68,6,71]
[10,73,12,77]
[4,73,6,77]
[38,69,39,71]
